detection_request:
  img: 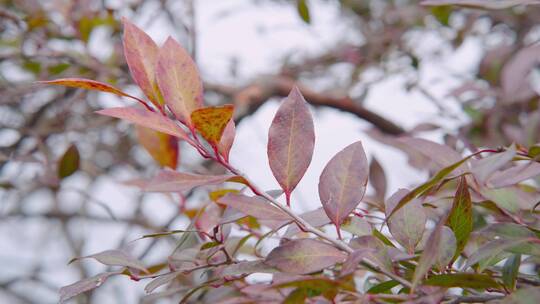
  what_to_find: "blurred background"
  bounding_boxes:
[1,0,540,302]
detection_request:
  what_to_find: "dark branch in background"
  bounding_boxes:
[205,76,405,135]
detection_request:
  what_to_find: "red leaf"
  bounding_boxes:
[96,107,190,142]
[265,239,346,274]
[267,87,315,205]
[136,126,179,168]
[122,19,161,107]
[144,170,234,192]
[318,141,368,231]
[38,78,150,109]
[217,193,289,221]
[218,119,236,161]
[156,37,203,126]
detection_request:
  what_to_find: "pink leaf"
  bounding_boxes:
[264,239,346,274]
[501,45,540,103]
[284,207,330,237]
[60,272,120,303]
[144,170,234,192]
[472,145,516,184]
[398,137,463,171]
[69,249,148,273]
[385,189,426,253]
[156,37,203,126]
[488,161,540,188]
[122,19,161,107]
[267,87,315,205]
[217,193,289,221]
[218,119,236,161]
[96,107,191,142]
[340,249,374,276]
[318,141,368,231]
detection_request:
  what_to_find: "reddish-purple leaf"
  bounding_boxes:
[267,87,315,204]
[386,189,426,253]
[216,260,278,277]
[96,107,191,142]
[218,119,236,161]
[318,141,368,231]
[369,157,387,202]
[69,249,148,273]
[398,137,463,171]
[217,193,289,221]
[472,145,516,184]
[412,215,448,288]
[501,45,540,103]
[284,207,331,237]
[38,78,149,108]
[340,249,373,276]
[122,19,161,107]
[136,126,179,168]
[144,170,234,192]
[434,227,457,272]
[265,239,346,274]
[156,37,203,126]
[488,161,540,188]
[60,272,120,303]
[349,236,393,272]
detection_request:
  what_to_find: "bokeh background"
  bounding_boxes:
[1,0,540,302]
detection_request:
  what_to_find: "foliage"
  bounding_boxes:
[43,17,540,304]
[3,0,540,303]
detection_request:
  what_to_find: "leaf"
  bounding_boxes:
[265,239,346,274]
[502,254,521,290]
[217,260,278,276]
[96,107,190,141]
[341,216,372,237]
[349,236,393,272]
[423,273,499,289]
[434,227,457,271]
[421,0,540,9]
[69,249,148,273]
[136,126,178,168]
[472,145,516,184]
[296,0,311,24]
[60,272,120,303]
[275,278,345,301]
[463,238,533,271]
[447,177,473,257]
[369,157,387,201]
[268,87,315,204]
[38,78,148,107]
[218,119,235,161]
[366,280,399,294]
[500,44,540,103]
[144,170,234,193]
[398,137,463,170]
[58,144,80,179]
[386,189,426,253]
[217,193,289,221]
[412,215,447,289]
[341,249,373,276]
[284,207,330,237]
[122,19,161,107]
[144,271,181,293]
[191,104,234,144]
[387,153,475,220]
[488,161,540,188]
[156,37,203,126]
[491,286,540,303]
[319,141,369,231]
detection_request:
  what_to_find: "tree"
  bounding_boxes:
[2,0,540,303]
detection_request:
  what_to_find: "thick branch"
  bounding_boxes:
[205,76,405,135]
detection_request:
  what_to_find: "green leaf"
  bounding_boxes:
[201,241,220,250]
[502,254,521,291]
[58,144,80,179]
[191,105,234,144]
[366,280,399,294]
[447,177,473,258]
[423,273,499,289]
[430,6,452,26]
[388,153,474,220]
[296,0,311,24]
